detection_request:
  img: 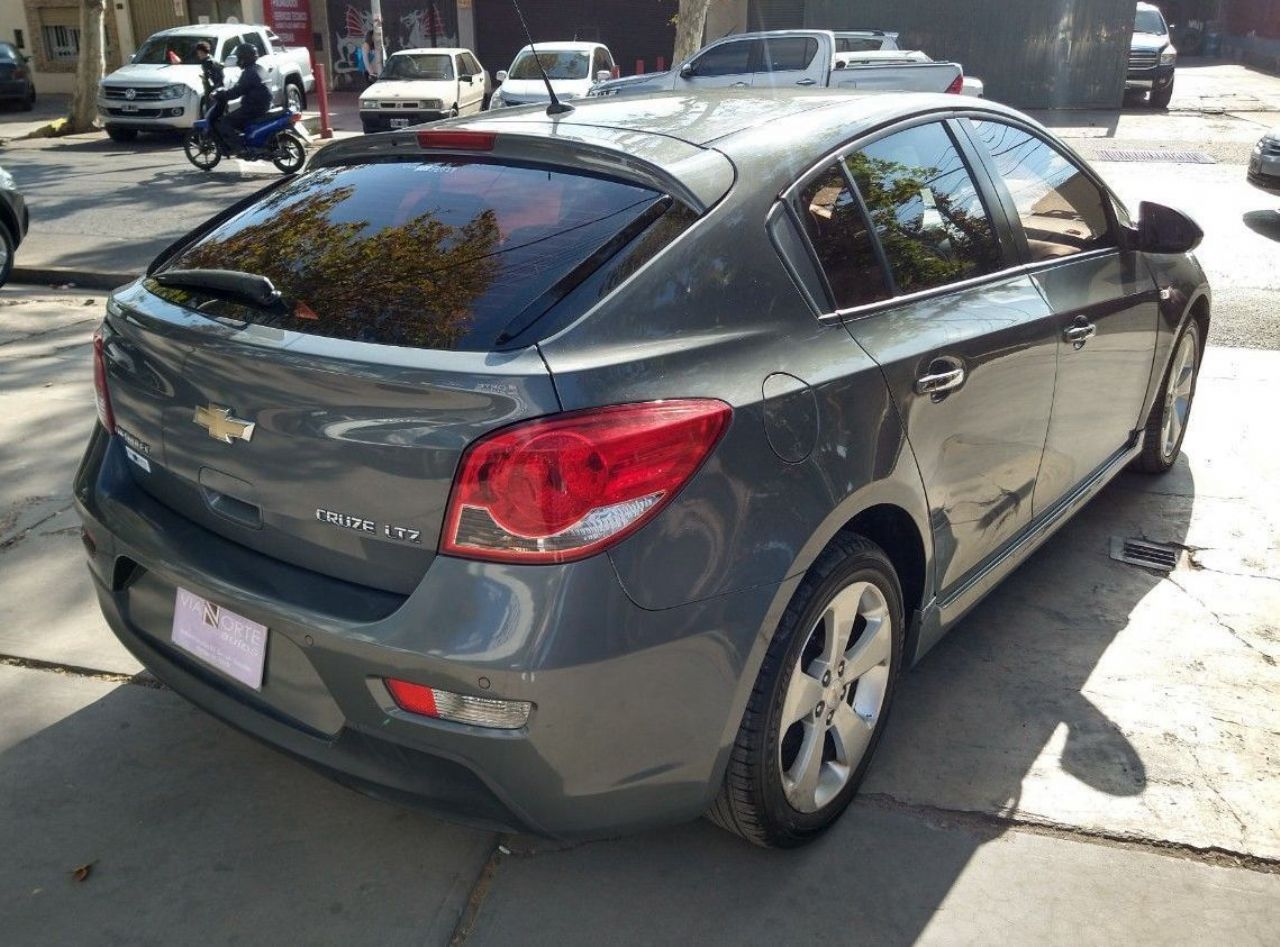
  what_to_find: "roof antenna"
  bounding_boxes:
[507,0,573,116]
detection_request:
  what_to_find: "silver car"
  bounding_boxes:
[1249,128,1280,193]
[78,90,1208,847]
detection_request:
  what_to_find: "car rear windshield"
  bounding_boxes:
[153,158,667,351]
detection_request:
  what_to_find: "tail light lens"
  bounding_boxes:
[441,399,731,564]
[92,328,115,433]
[944,73,964,94]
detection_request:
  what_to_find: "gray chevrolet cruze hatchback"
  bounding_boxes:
[77,90,1208,847]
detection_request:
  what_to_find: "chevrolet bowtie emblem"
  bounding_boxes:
[193,404,255,444]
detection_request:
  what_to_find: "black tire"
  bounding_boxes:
[0,222,15,288]
[708,532,905,848]
[21,87,34,111]
[1150,81,1174,109]
[1134,319,1201,473]
[106,126,138,143]
[183,129,221,171]
[270,132,306,174]
[285,81,305,112]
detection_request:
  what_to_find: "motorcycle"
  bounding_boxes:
[183,99,309,175]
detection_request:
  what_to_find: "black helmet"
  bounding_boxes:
[236,43,259,65]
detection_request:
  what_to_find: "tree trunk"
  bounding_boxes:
[66,0,106,133]
[673,0,714,66]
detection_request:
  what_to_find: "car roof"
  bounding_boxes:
[150,24,261,37]
[514,41,603,53]
[389,47,471,56]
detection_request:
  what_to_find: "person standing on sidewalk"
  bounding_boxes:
[363,31,382,86]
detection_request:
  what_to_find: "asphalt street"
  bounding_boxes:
[1,60,1279,945]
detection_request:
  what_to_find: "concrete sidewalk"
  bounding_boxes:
[1,288,1277,943]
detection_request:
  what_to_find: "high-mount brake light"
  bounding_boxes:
[441,400,732,564]
[416,130,497,151]
[92,328,115,434]
[944,73,964,94]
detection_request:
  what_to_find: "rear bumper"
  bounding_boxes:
[359,108,449,132]
[0,79,30,99]
[75,426,785,838]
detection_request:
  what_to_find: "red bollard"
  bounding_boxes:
[315,63,334,140]
[656,56,665,72]
[635,58,644,75]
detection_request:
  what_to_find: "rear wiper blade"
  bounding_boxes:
[153,268,283,310]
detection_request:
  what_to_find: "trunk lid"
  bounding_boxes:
[106,282,559,595]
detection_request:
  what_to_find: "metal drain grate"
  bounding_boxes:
[1110,537,1184,572]
[1094,149,1216,164]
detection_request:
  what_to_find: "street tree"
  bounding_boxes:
[66,0,107,133]
[673,0,725,66]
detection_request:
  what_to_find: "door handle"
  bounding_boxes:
[731,81,749,87]
[1063,317,1097,349]
[915,357,967,399]
[796,77,817,85]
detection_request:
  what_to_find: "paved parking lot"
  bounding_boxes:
[2,58,1280,945]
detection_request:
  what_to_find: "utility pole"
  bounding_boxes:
[370,0,386,71]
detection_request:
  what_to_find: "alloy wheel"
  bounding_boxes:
[778,580,892,813]
[1161,330,1198,460]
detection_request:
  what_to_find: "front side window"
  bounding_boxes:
[757,37,818,73]
[463,52,481,74]
[241,32,268,57]
[846,122,1001,294]
[797,165,890,309]
[691,40,755,77]
[970,120,1113,262]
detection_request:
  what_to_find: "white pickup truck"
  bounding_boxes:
[589,30,967,99]
[98,23,314,141]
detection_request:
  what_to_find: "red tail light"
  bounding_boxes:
[417,130,497,151]
[944,72,964,94]
[13,68,26,79]
[92,328,115,434]
[441,400,732,564]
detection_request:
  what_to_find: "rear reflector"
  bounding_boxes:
[417,129,497,151]
[92,328,115,434]
[944,73,964,94]
[385,678,532,729]
[441,399,732,564]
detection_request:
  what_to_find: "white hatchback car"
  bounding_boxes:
[360,47,490,133]
[488,41,615,109]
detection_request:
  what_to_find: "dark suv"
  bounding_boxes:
[1129,2,1177,108]
[78,90,1208,847]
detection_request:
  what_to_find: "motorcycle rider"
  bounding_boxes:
[210,43,272,149]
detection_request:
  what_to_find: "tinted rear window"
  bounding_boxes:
[156,159,664,351]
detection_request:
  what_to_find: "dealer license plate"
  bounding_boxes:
[390,117,410,128]
[171,587,268,690]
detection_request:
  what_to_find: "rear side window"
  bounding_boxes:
[692,40,755,76]
[156,160,667,351]
[846,122,1001,295]
[241,32,268,57]
[757,37,818,73]
[797,165,890,309]
[969,120,1114,261]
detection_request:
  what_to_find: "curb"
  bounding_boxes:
[11,267,136,292]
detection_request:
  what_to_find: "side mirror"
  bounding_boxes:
[461,74,473,83]
[679,62,695,78]
[1134,201,1203,254]
[495,69,507,83]
[596,69,612,82]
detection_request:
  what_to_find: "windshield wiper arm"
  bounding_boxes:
[154,268,283,309]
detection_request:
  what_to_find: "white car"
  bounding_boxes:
[97,23,314,141]
[488,41,615,109]
[359,48,489,133]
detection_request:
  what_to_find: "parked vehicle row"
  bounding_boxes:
[80,66,1209,848]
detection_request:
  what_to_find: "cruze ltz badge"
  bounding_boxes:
[316,508,423,544]
[193,404,255,444]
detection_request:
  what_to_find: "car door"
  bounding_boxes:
[455,53,481,113]
[964,119,1159,512]
[790,119,1060,599]
[676,38,757,90]
[754,35,824,88]
[464,52,489,104]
